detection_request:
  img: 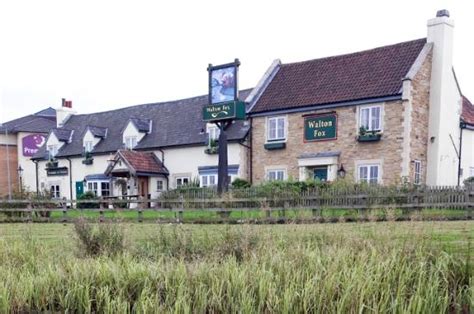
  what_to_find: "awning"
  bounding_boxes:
[198,164,239,175]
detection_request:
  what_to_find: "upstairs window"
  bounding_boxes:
[207,124,220,142]
[84,141,94,153]
[125,136,138,149]
[358,164,380,184]
[360,105,382,132]
[267,116,286,142]
[47,144,58,159]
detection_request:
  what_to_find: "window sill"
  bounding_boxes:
[264,142,286,150]
[357,133,382,142]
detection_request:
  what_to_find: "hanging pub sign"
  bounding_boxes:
[203,59,246,122]
[304,113,337,141]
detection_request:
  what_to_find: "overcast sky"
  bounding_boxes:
[0,0,473,122]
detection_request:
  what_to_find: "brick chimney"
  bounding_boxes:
[56,98,77,127]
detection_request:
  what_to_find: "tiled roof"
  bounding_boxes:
[462,96,474,125]
[129,118,151,133]
[0,107,56,133]
[250,38,427,114]
[119,150,168,175]
[52,128,73,142]
[87,126,107,138]
[33,90,251,159]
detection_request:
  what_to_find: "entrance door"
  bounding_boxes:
[75,181,84,198]
[138,177,149,198]
[313,166,328,182]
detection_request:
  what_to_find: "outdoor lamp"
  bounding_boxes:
[337,165,346,178]
[17,165,23,177]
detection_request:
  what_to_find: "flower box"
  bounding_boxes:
[357,133,382,142]
[264,142,286,150]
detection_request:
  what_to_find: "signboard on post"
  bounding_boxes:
[203,101,246,121]
[304,113,337,142]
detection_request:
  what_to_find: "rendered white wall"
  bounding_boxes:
[83,130,101,149]
[122,122,145,146]
[461,129,474,182]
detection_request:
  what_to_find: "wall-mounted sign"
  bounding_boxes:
[22,134,46,157]
[304,113,337,141]
[47,167,68,176]
[203,101,246,122]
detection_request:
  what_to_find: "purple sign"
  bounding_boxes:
[22,134,46,157]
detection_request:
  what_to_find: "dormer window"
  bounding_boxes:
[84,141,94,153]
[125,136,137,149]
[47,144,58,159]
[207,124,220,142]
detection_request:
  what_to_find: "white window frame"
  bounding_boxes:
[266,169,286,181]
[87,182,98,196]
[84,141,94,153]
[414,160,422,185]
[266,116,287,142]
[200,174,218,187]
[358,164,380,184]
[50,184,60,198]
[156,180,164,191]
[124,136,138,149]
[176,176,190,188]
[359,104,383,132]
[206,124,220,143]
[47,144,58,159]
[86,180,111,197]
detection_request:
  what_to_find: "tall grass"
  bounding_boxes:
[0,223,472,312]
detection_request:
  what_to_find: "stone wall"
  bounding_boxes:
[251,100,407,185]
[409,51,432,183]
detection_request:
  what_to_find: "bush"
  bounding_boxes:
[231,178,251,189]
[74,219,125,257]
[463,176,474,187]
[77,191,100,209]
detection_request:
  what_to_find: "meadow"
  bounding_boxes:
[0,221,472,312]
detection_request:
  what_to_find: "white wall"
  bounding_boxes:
[83,130,101,148]
[461,129,474,182]
[0,133,17,145]
[122,122,145,146]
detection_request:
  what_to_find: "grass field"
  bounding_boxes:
[0,221,473,312]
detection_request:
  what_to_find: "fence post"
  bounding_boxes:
[138,197,144,223]
[27,201,33,223]
[62,201,68,223]
[99,200,105,223]
[467,185,473,219]
[178,195,184,222]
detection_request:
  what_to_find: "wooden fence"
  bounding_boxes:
[0,185,473,222]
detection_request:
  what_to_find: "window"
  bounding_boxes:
[84,141,94,153]
[414,160,422,185]
[267,169,286,181]
[207,124,220,142]
[47,144,58,159]
[157,180,164,191]
[360,105,382,131]
[125,136,138,149]
[358,164,380,184]
[101,182,110,197]
[88,182,98,196]
[200,174,217,187]
[176,177,190,188]
[267,116,286,141]
[50,185,60,198]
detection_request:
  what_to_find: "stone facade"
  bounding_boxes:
[251,100,409,185]
[0,144,19,196]
[408,52,432,183]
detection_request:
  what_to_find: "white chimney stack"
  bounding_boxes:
[56,98,77,128]
[426,9,462,186]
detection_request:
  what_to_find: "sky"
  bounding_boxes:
[0,0,473,122]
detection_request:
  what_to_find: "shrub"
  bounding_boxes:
[74,219,125,257]
[231,178,251,189]
[77,191,100,209]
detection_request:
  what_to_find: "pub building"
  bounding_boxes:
[247,10,474,186]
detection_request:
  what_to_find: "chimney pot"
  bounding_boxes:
[436,9,450,18]
[62,98,66,107]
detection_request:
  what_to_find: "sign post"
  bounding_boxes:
[205,59,244,194]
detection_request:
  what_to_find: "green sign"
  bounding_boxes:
[304,114,337,141]
[47,167,69,176]
[203,101,246,122]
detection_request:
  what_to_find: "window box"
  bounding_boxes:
[264,142,286,150]
[204,139,219,154]
[357,133,382,142]
[46,160,59,169]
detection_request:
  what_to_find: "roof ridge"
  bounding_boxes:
[282,38,427,67]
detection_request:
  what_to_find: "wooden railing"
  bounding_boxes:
[1,185,473,222]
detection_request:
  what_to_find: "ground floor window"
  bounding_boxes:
[101,182,110,196]
[414,160,422,185]
[176,176,190,188]
[200,174,217,187]
[267,169,286,181]
[50,185,60,198]
[86,181,110,197]
[157,180,164,191]
[358,164,380,184]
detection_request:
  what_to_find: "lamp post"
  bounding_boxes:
[17,165,23,194]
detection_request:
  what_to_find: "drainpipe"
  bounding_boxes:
[67,158,73,204]
[5,128,12,200]
[34,160,39,195]
[156,148,169,190]
[458,122,465,186]
[249,118,253,185]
